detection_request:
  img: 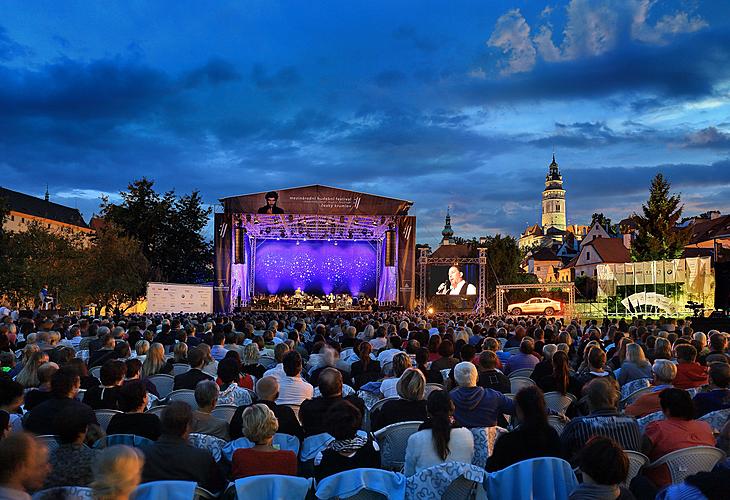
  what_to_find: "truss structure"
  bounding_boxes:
[418,247,488,314]
[237,213,396,241]
[495,283,576,319]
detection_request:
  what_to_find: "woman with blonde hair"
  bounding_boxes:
[652,337,673,361]
[141,343,171,378]
[172,342,188,364]
[617,343,653,385]
[372,368,427,431]
[133,340,149,363]
[91,445,144,500]
[380,352,412,399]
[241,343,265,379]
[15,350,49,388]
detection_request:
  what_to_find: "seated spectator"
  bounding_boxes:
[83,360,126,410]
[693,362,730,417]
[216,358,252,407]
[561,378,641,463]
[640,388,715,492]
[530,344,557,383]
[376,335,404,367]
[66,358,101,390]
[576,347,613,390]
[372,368,427,431]
[14,350,48,388]
[650,337,673,362]
[241,343,266,380]
[140,401,225,493]
[141,343,172,378]
[89,333,118,368]
[275,351,313,406]
[569,437,632,500]
[134,340,149,364]
[191,380,229,440]
[380,352,412,399]
[23,362,58,411]
[476,350,510,394]
[404,390,473,476]
[262,343,290,381]
[537,351,582,400]
[315,400,380,481]
[0,379,24,432]
[173,348,213,392]
[616,344,653,386]
[624,360,677,417]
[450,361,514,428]
[701,332,729,365]
[230,376,302,440]
[0,411,9,440]
[24,367,97,435]
[429,339,458,374]
[350,342,382,389]
[197,343,219,377]
[210,332,228,361]
[0,433,51,497]
[310,346,352,388]
[300,368,365,437]
[106,380,162,441]
[44,406,98,488]
[487,386,561,471]
[231,403,298,479]
[91,445,144,500]
[504,338,539,375]
[673,344,708,389]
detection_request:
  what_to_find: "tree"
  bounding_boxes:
[631,173,690,262]
[102,178,213,283]
[591,213,615,234]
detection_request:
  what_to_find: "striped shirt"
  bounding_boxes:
[561,409,641,463]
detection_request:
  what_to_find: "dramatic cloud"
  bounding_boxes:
[681,127,730,149]
[487,9,536,75]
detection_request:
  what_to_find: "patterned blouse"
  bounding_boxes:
[44,444,98,488]
[217,382,252,407]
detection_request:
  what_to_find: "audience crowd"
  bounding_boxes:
[0,309,729,499]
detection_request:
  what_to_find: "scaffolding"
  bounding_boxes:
[495,283,576,319]
[418,247,488,314]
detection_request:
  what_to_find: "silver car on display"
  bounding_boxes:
[507,297,562,316]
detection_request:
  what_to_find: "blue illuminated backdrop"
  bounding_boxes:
[254,240,377,296]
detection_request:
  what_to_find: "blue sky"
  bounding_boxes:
[1,0,729,247]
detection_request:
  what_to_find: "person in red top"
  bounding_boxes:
[673,344,708,390]
[625,360,676,418]
[231,403,297,479]
[641,389,715,491]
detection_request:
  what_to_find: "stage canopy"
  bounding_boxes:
[214,185,416,312]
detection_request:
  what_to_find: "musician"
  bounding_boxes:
[39,285,53,310]
[257,191,285,214]
[436,266,477,295]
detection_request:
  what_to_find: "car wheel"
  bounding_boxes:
[511,307,522,315]
[544,307,554,316]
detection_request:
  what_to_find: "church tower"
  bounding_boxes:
[541,154,566,231]
[440,207,455,246]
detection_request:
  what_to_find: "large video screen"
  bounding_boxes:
[429,264,479,297]
[254,240,377,296]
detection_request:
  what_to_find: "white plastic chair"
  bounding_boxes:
[94,409,123,432]
[622,450,649,488]
[146,405,167,417]
[188,433,227,462]
[509,376,536,394]
[547,415,568,435]
[172,363,191,376]
[36,435,60,455]
[373,420,423,470]
[485,457,578,500]
[424,383,444,399]
[259,356,277,369]
[637,410,665,431]
[620,385,652,408]
[698,407,730,433]
[167,389,199,410]
[315,468,405,500]
[94,434,154,449]
[222,433,301,462]
[643,446,726,484]
[33,487,93,500]
[131,480,196,500]
[508,368,534,379]
[89,366,101,379]
[470,426,508,469]
[210,404,238,423]
[620,378,652,400]
[148,374,175,398]
[543,392,576,415]
[505,347,521,355]
[233,475,312,500]
[406,462,485,500]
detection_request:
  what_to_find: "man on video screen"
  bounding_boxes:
[257,191,285,214]
[436,265,477,295]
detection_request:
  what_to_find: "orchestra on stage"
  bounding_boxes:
[248,289,376,311]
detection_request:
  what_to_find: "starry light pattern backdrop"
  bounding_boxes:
[254,240,377,296]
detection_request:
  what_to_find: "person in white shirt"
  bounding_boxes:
[369,329,388,351]
[376,336,404,366]
[276,351,314,406]
[404,390,474,476]
[437,266,477,296]
[263,344,290,381]
[380,353,412,399]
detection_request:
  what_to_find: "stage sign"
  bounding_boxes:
[220,185,412,216]
[147,282,213,313]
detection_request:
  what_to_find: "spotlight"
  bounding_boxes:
[334,241,338,246]
[427,306,434,315]
[296,240,300,246]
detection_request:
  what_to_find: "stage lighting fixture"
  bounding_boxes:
[246,214,251,222]
[385,228,396,267]
[348,231,353,239]
[296,240,300,246]
[234,225,245,264]
[254,217,259,224]
[334,241,338,246]
[427,306,434,315]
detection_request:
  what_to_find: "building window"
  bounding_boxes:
[10,215,14,221]
[47,224,51,229]
[586,251,591,260]
[556,203,560,211]
[21,217,25,223]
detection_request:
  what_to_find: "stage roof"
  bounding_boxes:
[220,184,413,216]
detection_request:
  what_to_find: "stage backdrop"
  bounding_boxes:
[254,240,377,296]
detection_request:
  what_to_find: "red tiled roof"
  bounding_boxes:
[585,238,631,263]
[688,214,730,245]
[430,244,473,259]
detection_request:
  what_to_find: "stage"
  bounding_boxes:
[214,185,417,313]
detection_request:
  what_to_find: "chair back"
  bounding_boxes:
[146,405,167,417]
[470,426,508,469]
[33,487,93,500]
[505,347,521,355]
[698,407,730,433]
[369,396,398,415]
[547,415,568,435]
[543,392,576,415]
[259,356,277,369]
[94,409,122,432]
[440,368,451,381]
[210,404,238,423]
[131,480,197,500]
[620,378,652,400]
[234,475,312,500]
[645,446,726,484]
[94,434,154,449]
[172,363,191,376]
[485,457,578,500]
[188,433,227,462]
[223,433,301,461]
[75,389,86,401]
[36,435,60,455]
[423,383,444,399]
[509,376,535,394]
[637,410,664,431]
[620,385,652,408]
[623,451,649,488]
[315,468,405,500]
[89,366,101,379]
[167,389,199,410]
[373,421,423,470]
[508,368,534,379]
[148,374,175,398]
[406,462,485,500]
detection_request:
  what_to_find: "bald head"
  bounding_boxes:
[255,376,279,401]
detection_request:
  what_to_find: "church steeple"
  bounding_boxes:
[546,153,562,183]
[44,185,49,202]
[441,207,455,246]
[542,154,566,231]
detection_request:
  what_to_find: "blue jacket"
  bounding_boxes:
[449,386,514,428]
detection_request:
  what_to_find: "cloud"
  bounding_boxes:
[633,2,708,44]
[183,58,240,88]
[487,9,536,75]
[0,26,30,61]
[681,127,730,149]
[251,64,300,89]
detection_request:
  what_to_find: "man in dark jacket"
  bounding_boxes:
[299,368,364,437]
[229,376,302,440]
[477,351,510,394]
[173,348,213,391]
[450,362,513,428]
